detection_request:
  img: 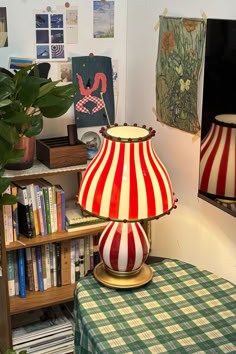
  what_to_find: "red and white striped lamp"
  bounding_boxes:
[77,124,177,288]
[199,115,236,201]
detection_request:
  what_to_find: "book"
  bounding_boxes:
[75,239,80,281]
[61,241,71,286]
[3,186,13,244]
[32,247,39,291]
[16,184,33,238]
[56,186,62,232]
[55,184,66,231]
[70,240,76,284]
[66,222,108,232]
[55,242,61,287]
[52,243,57,287]
[17,249,26,298]
[84,237,90,275]
[41,245,48,290]
[25,247,34,292]
[65,200,102,225]
[35,246,44,292]
[79,238,85,278]
[42,187,52,234]
[52,185,58,233]
[7,251,15,298]
[29,183,40,236]
[34,184,45,236]
[39,186,48,235]
[13,251,19,296]
[26,185,36,238]
[11,184,18,242]
[48,186,54,233]
[45,244,51,289]
[49,243,54,287]
[89,235,94,271]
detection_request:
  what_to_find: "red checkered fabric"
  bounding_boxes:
[75,95,105,114]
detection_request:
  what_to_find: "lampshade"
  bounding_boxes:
[199,115,236,200]
[78,124,174,221]
[77,124,177,288]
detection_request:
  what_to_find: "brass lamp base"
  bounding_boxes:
[93,262,153,289]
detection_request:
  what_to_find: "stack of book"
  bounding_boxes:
[3,179,66,244]
[12,304,74,354]
[65,199,107,232]
[7,234,101,298]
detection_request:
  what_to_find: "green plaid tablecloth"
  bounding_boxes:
[74,260,236,353]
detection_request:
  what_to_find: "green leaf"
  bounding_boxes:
[37,80,61,99]
[40,97,74,118]
[18,76,40,108]
[13,64,36,83]
[0,99,12,108]
[0,121,20,144]
[4,111,32,125]
[0,177,11,194]
[24,113,43,137]
[51,84,78,97]
[0,193,18,205]
[5,349,17,354]
[34,94,63,108]
[4,148,25,164]
[0,82,14,100]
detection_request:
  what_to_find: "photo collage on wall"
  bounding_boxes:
[35,12,67,61]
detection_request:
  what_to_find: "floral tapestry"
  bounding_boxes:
[156,17,206,134]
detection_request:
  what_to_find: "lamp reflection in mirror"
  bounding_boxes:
[77,124,177,288]
[199,115,236,211]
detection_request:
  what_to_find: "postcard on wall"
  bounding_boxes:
[0,7,8,48]
[93,1,114,38]
[34,11,67,61]
[58,61,72,83]
[9,57,35,70]
[56,6,79,44]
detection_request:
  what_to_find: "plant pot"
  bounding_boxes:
[5,136,35,170]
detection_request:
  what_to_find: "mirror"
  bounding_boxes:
[199,18,236,217]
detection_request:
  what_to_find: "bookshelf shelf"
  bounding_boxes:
[3,159,88,181]
[6,224,107,251]
[10,283,76,315]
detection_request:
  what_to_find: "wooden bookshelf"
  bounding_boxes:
[6,224,107,251]
[10,284,75,315]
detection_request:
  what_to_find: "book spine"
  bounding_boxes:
[79,238,85,278]
[89,235,94,271]
[56,190,62,232]
[25,247,34,291]
[31,247,38,291]
[93,234,100,267]
[84,237,90,275]
[49,243,54,287]
[52,243,57,287]
[39,187,47,235]
[48,186,54,233]
[13,251,19,296]
[70,240,76,284]
[41,245,48,290]
[52,186,57,233]
[55,242,61,287]
[7,251,15,298]
[17,188,33,238]
[35,246,44,292]
[45,244,51,289]
[35,185,44,236]
[43,187,52,234]
[61,190,66,230]
[17,249,26,298]
[11,185,18,242]
[61,240,71,286]
[26,185,36,238]
[75,239,80,281]
[30,184,40,236]
[3,203,9,246]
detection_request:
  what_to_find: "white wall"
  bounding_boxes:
[0,0,127,139]
[126,0,236,283]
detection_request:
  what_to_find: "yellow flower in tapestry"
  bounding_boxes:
[156,16,206,134]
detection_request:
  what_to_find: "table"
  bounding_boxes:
[74,260,236,353]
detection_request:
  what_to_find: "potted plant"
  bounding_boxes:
[0,64,78,205]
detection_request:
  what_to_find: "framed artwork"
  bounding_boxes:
[156,16,206,134]
[93,1,114,38]
[0,7,8,48]
[35,12,67,61]
[72,56,115,128]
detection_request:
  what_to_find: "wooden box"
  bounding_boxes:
[36,136,88,169]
